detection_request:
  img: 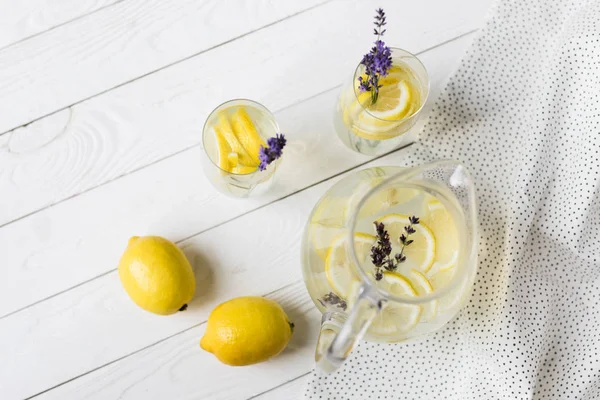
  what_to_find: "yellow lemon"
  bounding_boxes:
[118,236,195,315]
[200,296,293,366]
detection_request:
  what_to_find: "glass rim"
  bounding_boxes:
[352,47,430,123]
[201,98,280,176]
[346,160,478,305]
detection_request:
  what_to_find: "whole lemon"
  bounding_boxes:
[200,297,294,366]
[118,236,195,315]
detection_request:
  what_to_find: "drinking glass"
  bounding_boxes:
[301,161,478,372]
[201,99,280,198]
[333,48,429,156]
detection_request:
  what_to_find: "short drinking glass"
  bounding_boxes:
[201,99,280,198]
[334,48,429,156]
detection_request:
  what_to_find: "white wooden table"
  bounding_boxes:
[0,1,492,398]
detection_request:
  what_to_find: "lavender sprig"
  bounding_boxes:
[371,216,420,281]
[358,8,393,105]
[258,133,286,171]
[318,292,347,311]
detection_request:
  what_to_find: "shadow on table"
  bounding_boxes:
[181,246,217,309]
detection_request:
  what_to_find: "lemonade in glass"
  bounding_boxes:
[301,162,478,372]
[334,48,429,156]
[201,99,283,198]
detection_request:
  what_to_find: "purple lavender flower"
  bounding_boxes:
[370,216,419,281]
[358,8,393,104]
[258,133,286,171]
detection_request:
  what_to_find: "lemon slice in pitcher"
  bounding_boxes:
[376,214,436,272]
[309,196,352,261]
[404,269,437,321]
[348,177,420,220]
[369,272,421,336]
[325,233,375,298]
[428,266,470,314]
[423,199,460,275]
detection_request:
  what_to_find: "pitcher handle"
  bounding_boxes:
[315,283,382,373]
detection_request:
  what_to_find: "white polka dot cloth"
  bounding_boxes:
[306,0,600,398]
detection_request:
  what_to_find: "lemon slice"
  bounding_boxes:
[358,185,420,219]
[214,112,258,169]
[404,269,437,321]
[428,266,469,314]
[309,196,351,261]
[363,80,412,121]
[369,272,421,336]
[342,90,371,127]
[376,214,436,272]
[230,107,266,165]
[325,233,375,298]
[343,171,420,220]
[424,199,460,275]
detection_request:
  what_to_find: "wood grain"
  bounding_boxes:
[252,373,311,400]
[0,0,327,135]
[0,0,489,227]
[0,33,474,320]
[0,0,119,49]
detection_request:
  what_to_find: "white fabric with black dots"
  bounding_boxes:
[306,0,600,398]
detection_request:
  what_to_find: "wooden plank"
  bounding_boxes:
[0,0,490,227]
[252,373,311,400]
[0,32,475,320]
[35,281,320,400]
[0,0,327,135]
[0,0,118,49]
[0,180,319,398]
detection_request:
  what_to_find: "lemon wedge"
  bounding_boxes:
[423,199,460,275]
[325,233,375,298]
[376,214,436,272]
[214,112,258,170]
[215,129,233,171]
[230,107,266,166]
[369,272,421,336]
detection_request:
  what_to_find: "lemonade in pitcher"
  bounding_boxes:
[301,164,478,369]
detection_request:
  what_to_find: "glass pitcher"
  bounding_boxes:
[300,161,478,372]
